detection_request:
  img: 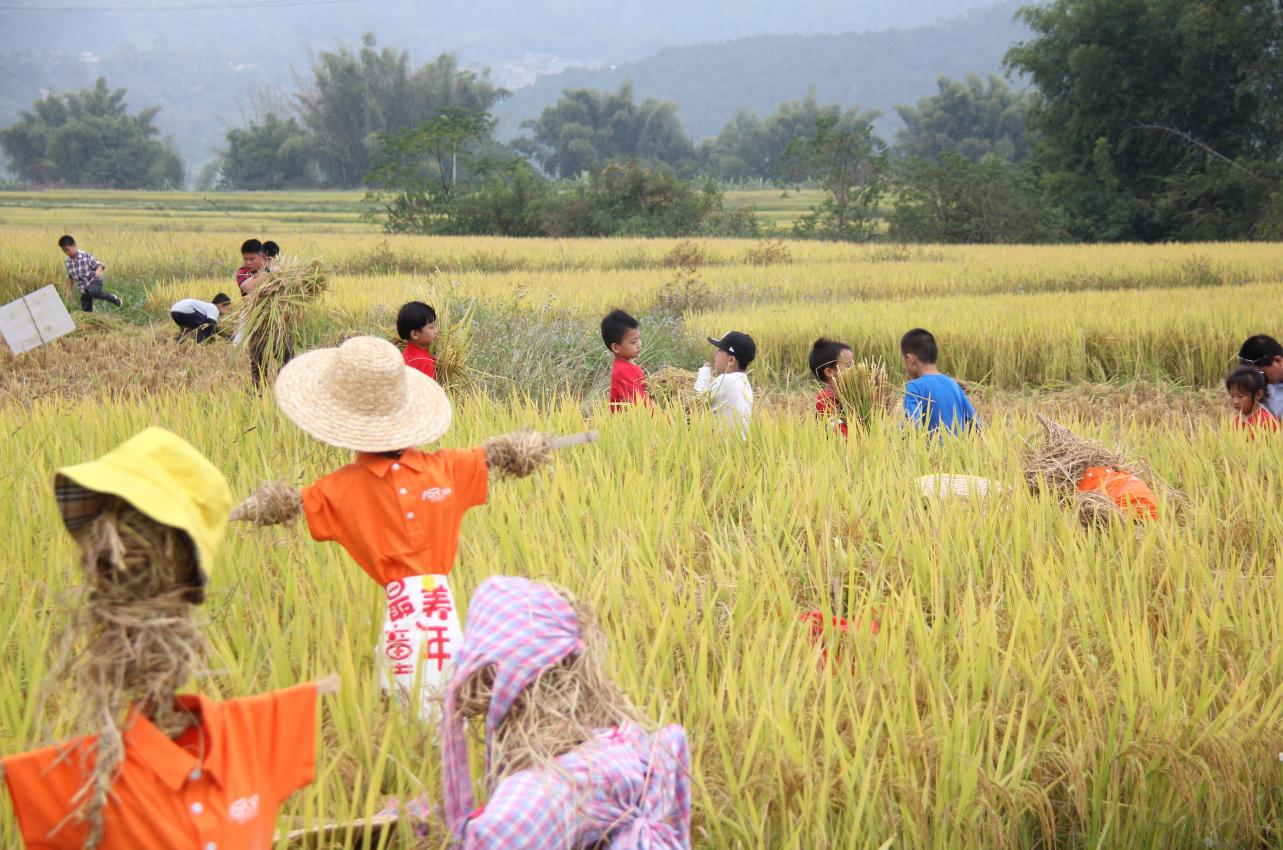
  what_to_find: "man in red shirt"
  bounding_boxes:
[601,309,648,410]
[397,300,438,380]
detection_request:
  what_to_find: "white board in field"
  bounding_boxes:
[0,286,76,355]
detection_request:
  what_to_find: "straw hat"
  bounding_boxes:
[274,336,452,452]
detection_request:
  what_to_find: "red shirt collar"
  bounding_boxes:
[355,447,427,478]
[121,693,225,790]
[404,343,433,359]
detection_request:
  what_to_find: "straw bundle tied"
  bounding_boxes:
[484,430,596,480]
[452,587,641,791]
[834,358,895,428]
[51,500,205,849]
[230,481,302,526]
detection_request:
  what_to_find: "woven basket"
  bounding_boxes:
[917,474,1005,500]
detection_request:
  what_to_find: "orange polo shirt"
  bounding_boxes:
[301,446,488,585]
[4,683,317,850]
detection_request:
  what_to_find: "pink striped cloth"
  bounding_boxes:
[441,576,691,849]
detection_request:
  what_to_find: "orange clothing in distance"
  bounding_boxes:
[1077,466,1158,521]
[4,683,318,850]
[301,447,489,585]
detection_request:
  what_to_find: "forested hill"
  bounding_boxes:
[493,1,1028,141]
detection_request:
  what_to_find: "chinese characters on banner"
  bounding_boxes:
[377,574,465,723]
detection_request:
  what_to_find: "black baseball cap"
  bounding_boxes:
[707,331,756,367]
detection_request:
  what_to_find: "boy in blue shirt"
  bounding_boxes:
[900,328,978,434]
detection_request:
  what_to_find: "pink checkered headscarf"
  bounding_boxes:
[441,575,585,833]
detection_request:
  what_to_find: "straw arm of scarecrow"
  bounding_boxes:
[484,431,597,481]
[230,481,303,526]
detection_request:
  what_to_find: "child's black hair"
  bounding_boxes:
[240,238,264,255]
[1226,364,1267,397]
[809,337,851,383]
[1238,334,1283,366]
[601,309,639,350]
[57,234,76,248]
[900,328,938,364]
[262,240,280,259]
[396,301,437,340]
[212,293,231,307]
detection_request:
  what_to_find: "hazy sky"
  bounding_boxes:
[0,0,999,73]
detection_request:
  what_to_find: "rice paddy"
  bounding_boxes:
[1,189,1281,849]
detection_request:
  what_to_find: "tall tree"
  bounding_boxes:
[783,111,888,241]
[0,78,183,188]
[890,153,1066,243]
[1006,0,1283,241]
[515,82,693,178]
[215,114,316,189]
[697,93,842,182]
[896,75,1033,164]
[297,37,507,187]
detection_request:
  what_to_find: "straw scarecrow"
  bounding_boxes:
[1023,414,1178,527]
[1,428,335,850]
[231,336,596,721]
[442,576,691,849]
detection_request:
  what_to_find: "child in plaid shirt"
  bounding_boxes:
[59,234,122,312]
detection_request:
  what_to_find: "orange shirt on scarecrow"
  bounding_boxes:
[303,446,488,584]
[5,684,318,850]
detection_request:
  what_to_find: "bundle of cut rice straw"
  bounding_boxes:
[647,365,701,410]
[233,256,329,367]
[833,358,896,428]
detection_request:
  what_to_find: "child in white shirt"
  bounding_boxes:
[695,331,756,438]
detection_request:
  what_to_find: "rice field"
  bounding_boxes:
[1,190,1282,849]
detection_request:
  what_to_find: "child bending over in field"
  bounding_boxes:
[1226,365,1279,435]
[231,337,595,721]
[901,328,977,435]
[810,337,854,437]
[696,331,755,438]
[1236,335,1283,419]
[398,301,439,379]
[601,309,648,410]
[170,293,231,343]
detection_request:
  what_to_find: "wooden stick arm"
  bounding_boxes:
[549,430,598,450]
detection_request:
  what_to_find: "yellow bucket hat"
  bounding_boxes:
[53,427,231,588]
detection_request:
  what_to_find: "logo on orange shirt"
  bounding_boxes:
[229,793,261,823]
[421,487,453,502]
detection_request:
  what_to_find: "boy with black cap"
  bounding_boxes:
[695,331,756,438]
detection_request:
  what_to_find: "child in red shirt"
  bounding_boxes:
[809,337,855,437]
[398,300,439,380]
[601,309,648,410]
[1226,365,1280,434]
